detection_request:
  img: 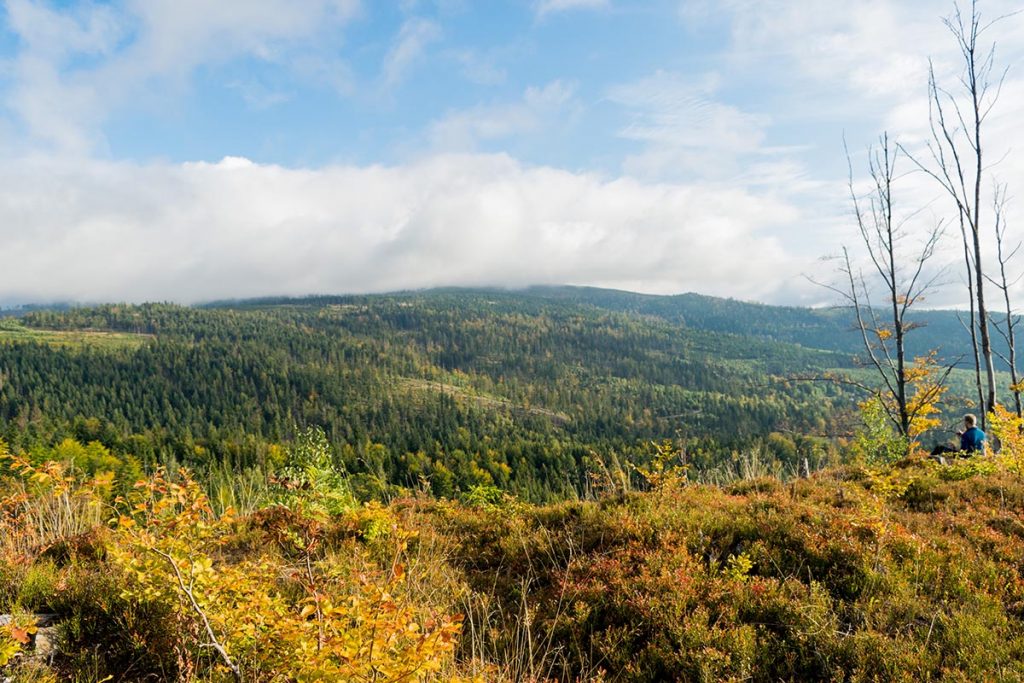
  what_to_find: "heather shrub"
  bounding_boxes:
[0,436,470,682]
[434,466,1024,681]
[14,560,58,612]
[50,563,180,681]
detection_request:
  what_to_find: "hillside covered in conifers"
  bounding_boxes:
[0,286,1005,503]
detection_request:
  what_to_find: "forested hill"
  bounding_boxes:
[214,285,994,361]
[0,286,985,500]
[468,285,992,360]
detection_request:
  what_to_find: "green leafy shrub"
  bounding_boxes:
[271,426,354,517]
[851,397,910,466]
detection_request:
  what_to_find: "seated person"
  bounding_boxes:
[958,413,986,453]
[930,413,986,459]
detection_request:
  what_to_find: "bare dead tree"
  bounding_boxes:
[814,135,945,443]
[954,209,985,418]
[987,185,1023,418]
[903,0,1014,425]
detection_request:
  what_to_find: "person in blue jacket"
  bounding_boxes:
[930,413,986,462]
[957,414,986,454]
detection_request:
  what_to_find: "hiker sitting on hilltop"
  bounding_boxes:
[957,414,986,454]
[930,413,986,460]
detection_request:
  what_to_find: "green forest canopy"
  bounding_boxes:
[0,286,1006,501]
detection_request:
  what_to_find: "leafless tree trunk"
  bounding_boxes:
[817,135,944,443]
[905,0,1010,426]
[988,185,1022,418]
[956,212,985,418]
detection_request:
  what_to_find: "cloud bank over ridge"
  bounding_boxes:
[0,153,804,304]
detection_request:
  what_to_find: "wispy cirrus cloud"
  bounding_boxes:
[2,0,361,154]
[429,80,578,150]
[607,70,774,180]
[448,48,507,86]
[381,17,442,87]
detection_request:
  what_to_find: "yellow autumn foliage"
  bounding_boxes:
[109,469,468,681]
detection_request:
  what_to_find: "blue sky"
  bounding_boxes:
[0,0,735,168]
[1,0,1023,305]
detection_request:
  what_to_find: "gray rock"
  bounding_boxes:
[0,614,58,627]
[33,626,57,660]
[0,614,61,663]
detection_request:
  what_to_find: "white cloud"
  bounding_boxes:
[0,154,807,304]
[429,80,577,150]
[535,0,609,18]
[718,0,936,97]
[382,18,442,87]
[5,0,126,60]
[449,49,507,86]
[607,70,777,179]
[679,0,1024,108]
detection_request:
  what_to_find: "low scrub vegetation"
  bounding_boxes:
[0,319,151,351]
[2,422,1024,681]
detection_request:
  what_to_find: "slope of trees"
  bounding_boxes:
[0,292,856,500]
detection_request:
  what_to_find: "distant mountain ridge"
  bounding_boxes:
[206,284,997,366]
